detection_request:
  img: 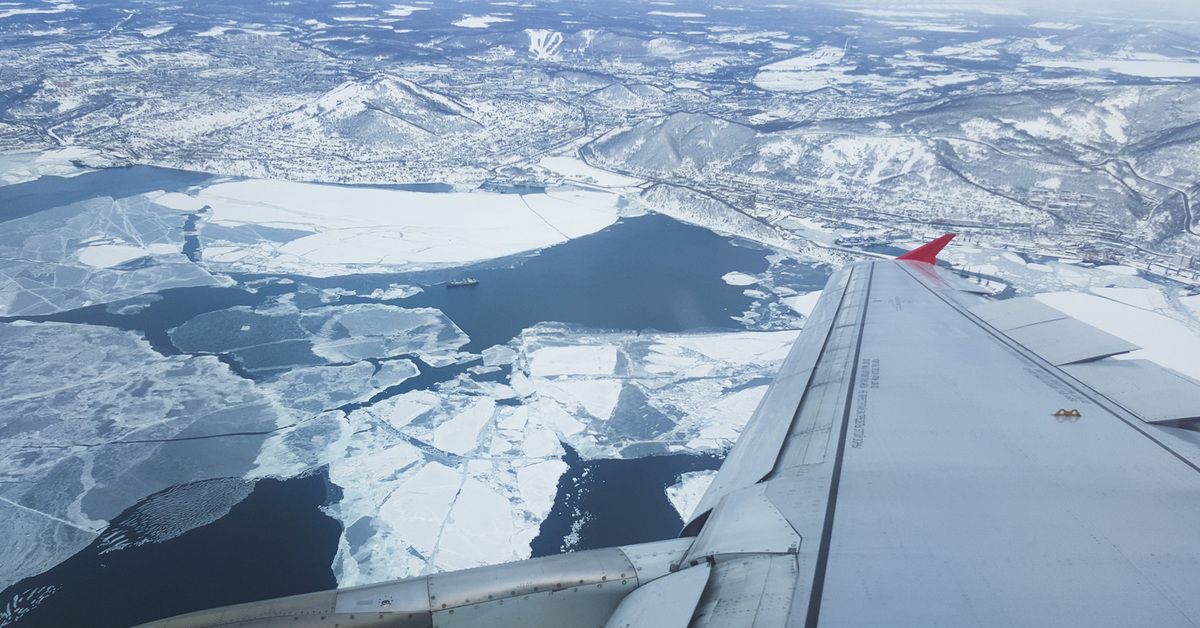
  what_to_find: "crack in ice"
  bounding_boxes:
[0,497,101,534]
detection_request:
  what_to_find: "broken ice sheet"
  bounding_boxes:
[0,321,285,590]
[515,323,799,458]
[255,376,568,586]
[0,194,221,316]
[261,360,419,416]
[307,304,469,365]
[169,298,469,376]
[249,321,796,587]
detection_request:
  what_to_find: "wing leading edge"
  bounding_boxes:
[135,238,1200,628]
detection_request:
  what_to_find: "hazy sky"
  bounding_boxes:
[826,0,1198,21]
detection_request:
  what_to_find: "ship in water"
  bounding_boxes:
[447,277,479,288]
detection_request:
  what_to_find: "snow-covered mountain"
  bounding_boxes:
[584,113,757,176]
[278,74,481,143]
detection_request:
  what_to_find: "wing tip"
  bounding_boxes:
[897,233,956,264]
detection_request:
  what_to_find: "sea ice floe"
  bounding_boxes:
[104,293,164,315]
[308,304,470,365]
[538,380,623,421]
[482,344,518,367]
[781,290,822,317]
[262,360,419,416]
[0,321,285,590]
[434,475,528,571]
[516,459,569,519]
[378,461,461,559]
[432,399,496,455]
[0,148,102,187]
[528,345,618,377]
[0,195,222,316]
[666,470,718,521]
[147,191,207,212]
[169,298,469,375]
[361,284,422,300]
[195,179,625,277]
[515,324,799,459]
[721,271,758,286]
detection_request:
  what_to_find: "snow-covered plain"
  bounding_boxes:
[1030,57,1200,78]
[752,46,978,95]
[538,156,645,188]
[452,15,512,28]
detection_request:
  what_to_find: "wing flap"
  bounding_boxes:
[683,484,801,564]
[971,296,1068,330]
[689,555,799,628]
[1063,359,1200,424]
[972,297,1141,365]
[1003,316,1141,365]
[603,562,710,628]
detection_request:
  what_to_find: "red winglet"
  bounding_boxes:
[897,233,955,264]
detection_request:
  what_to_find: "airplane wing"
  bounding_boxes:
[134,236,1200,628]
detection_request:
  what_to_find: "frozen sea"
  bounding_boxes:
[0,164,828,627]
